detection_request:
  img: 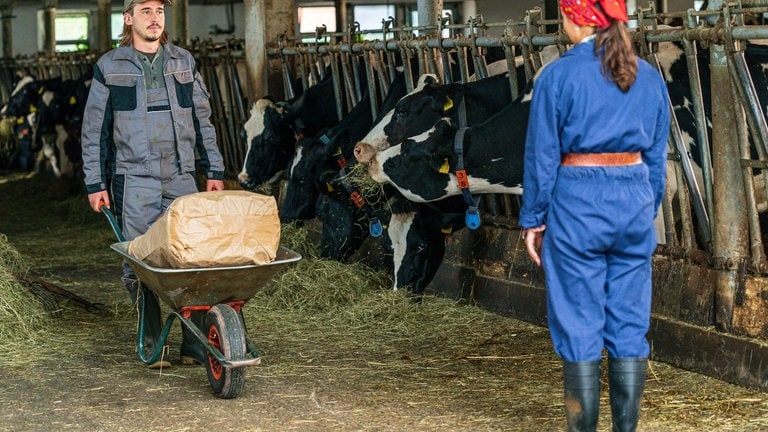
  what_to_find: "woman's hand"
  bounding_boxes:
[523,225,546,267]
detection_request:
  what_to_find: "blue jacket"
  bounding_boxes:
[81,43,224,194]
[519,41,670,228]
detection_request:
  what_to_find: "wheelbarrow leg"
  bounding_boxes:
[181,311,208,366]
[137,283,171,369]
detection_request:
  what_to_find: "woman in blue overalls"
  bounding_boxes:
[518,1,670,431]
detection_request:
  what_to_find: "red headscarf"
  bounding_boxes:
[560,0,628,29]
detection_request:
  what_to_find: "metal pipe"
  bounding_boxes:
[711,42,749,333]
[682,38,714,242]
[362,49,379,121]
[328,52,344,121]
[730,68,765,268]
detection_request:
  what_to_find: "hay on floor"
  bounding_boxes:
[0,234,51,344]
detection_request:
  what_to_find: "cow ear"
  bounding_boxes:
[416,74,438,90]
[435,118,454,136]
[432,95,453,113]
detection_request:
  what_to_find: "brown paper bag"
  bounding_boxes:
[128,190,280,268]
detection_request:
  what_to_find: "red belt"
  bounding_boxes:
[561,152,642,167]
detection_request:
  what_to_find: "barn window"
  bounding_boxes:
[111,12,125,46]
[50,13,90,52]
[298,5,337,42]
[353,5,395,40]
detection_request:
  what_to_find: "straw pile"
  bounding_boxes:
[0,234,51,344]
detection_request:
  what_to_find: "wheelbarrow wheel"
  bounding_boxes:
[205,304,247,399]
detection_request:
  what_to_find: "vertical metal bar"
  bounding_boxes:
[399,40,415,92]
[297,50,309,92]
[339,49,358,111]
[661,174,678,247]
[328,52,344,121]
[374,48,391,98]
[729,69,765,267]
[728,48,768,214]
[682,39,714,227]
[710,42,749,333]
[503,43,520,100]
[650,52,710,250]
[455,45,470,83]
[362,49,379,121]
[440,48,453,84]
[426,46,441,80]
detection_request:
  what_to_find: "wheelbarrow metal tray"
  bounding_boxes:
[110,241,301,309]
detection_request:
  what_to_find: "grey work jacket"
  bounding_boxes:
[81,43,224,194]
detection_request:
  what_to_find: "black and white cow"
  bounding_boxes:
[353,71,518,163]
[381,193,468,295]
[366,89,530,202]
[238,67,364,191]
[281,72,409,223]
[1,72,91,178]
[349,73,528,293]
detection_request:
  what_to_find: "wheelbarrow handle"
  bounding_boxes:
[100,203,125,242]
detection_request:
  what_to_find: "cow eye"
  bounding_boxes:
[395,109,407,119]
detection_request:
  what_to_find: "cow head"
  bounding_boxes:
[280,136,325,223]
[382,198,465,295]
[354,74,442,163]
[1,75,37,119]
[238,98,294,191]
[366,120,457,202]
[315,194,370,262]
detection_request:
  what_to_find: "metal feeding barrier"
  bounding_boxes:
[263,2,768,279]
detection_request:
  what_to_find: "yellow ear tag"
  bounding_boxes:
[438,158,450,174]
[326,182,334,192]
[443,96,453,112]
[441,227,453,234]
[16,117,24,124]
[69,96,77,105]
[38,87,44,95]
[29,105,37,112]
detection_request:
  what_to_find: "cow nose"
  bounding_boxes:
[367,154,379,177]
[354,142,374,163]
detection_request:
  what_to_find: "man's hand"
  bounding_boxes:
[88,191,110,212]
[206,179,225,192]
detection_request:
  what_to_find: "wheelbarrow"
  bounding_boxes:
[101,205,301,398]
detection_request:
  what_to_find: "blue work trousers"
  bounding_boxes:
[541,164,656,362]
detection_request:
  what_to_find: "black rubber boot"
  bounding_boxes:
[138,285,171,369]
[563,360,601,432]
[608,358,647,432]
[121,276,139,306]
[180,311,208,366]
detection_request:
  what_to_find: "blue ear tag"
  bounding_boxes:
[465,208,481,230]
[369,218,383,238]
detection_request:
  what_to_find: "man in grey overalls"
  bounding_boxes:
[81,0,225,368]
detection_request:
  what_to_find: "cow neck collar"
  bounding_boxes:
[452,127,481,231]
[452,96,481,231]
[330,160,384,239]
